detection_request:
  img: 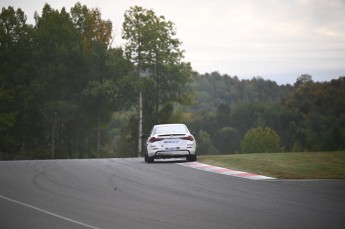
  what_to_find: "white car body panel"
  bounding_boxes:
[145,124,196,162]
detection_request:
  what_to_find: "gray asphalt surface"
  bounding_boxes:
[0,158,344,229]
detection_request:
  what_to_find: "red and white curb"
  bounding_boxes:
[178,162,275,180]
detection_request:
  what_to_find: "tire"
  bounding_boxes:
[145,151,154,163]
[144,152,148,162]
[187,154,197,162]
[147,156,154,163]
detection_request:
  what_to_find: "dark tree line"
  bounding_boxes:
[0,4,137,159]
[1,3,344,160]
[186,72,345,154]
[0,4,193,160]
[113,6,194,156]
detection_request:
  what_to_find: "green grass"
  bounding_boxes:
[198,151,345,179]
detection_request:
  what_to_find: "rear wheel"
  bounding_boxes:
[147,156,154,163]
[187,154,197,162]
[145,151,154,163]
[144,152,148,162]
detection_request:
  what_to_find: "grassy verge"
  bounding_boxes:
[198,151,345,179]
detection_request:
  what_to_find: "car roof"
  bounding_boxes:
[153,123,186,128]
[152,124,189,135]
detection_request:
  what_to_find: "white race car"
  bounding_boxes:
[145,124,197,163]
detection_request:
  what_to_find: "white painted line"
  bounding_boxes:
[222,171,247,175]
[201,166,225,171]
[245,175,275,180]
[189,164,212,168]
[178,162,275,180]
[0,194,101,229]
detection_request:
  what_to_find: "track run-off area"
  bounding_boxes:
[1,158,344,229]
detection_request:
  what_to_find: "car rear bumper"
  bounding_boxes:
[149,149,195,159]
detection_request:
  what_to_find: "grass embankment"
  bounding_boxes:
[198,151,345,179]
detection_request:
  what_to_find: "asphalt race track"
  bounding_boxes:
[1,158,344,229]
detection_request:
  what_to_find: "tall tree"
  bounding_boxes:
[33,4,84,158]
[122,6,191,123]
[70,2,112,52]
[71,3,135,155]
[145,13,184,122]
[294,74,313,88]
[0,6,34,159]
[285,77,345,151]
[121,6,193,154]
[0,4,141,159]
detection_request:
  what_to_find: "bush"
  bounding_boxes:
[241,127,284,153]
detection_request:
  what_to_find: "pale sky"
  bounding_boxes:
[2,0,345,84]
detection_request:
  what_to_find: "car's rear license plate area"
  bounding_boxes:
[164,139,180,151]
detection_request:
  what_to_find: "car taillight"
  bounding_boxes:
[149,137,162,143]
[181,135,194,141]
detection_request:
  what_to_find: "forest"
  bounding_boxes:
[185,73,345,154]
[1,3,344,160]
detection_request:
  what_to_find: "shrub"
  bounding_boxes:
[241,127,284,153]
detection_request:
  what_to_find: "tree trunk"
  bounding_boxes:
[138,91,143,157]
[155,63,160,124]
[75,129,79,159]
[51,112,57,159]
[21,135,25,156]
[97,113,101,155]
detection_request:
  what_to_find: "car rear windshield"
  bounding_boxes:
[154,125,188,134]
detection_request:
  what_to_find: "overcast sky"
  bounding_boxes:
[2,0,345,84]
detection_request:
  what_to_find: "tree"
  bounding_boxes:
[121,6,193,155]
[70,2,112,52]
[0,90,17,159]
[69,3,114,155]
[122,6,191,122]
[32,4,85,158]
[0,6,34,158]
[213,127,240,154]
[82,80,115,152]
[294,74,313,88]
[284,77,345,151]
[197,130,213,155]
[240,127,284,153]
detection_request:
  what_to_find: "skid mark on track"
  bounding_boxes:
[178,162,275,180]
